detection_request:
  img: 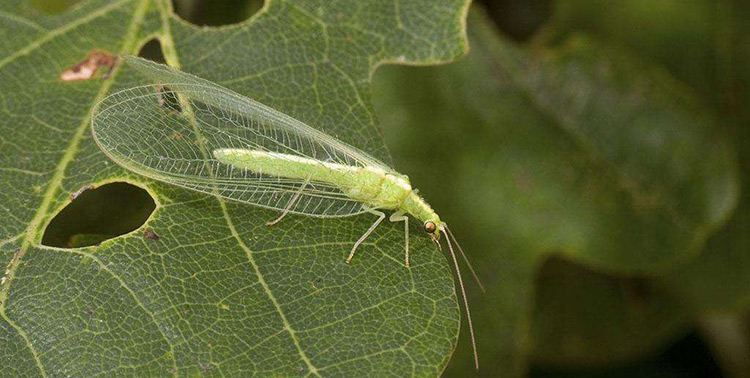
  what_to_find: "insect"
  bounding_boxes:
[91,56,483,369]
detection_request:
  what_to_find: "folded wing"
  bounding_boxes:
[91,57,393,218]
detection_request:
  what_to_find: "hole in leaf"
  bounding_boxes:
[156,85,184,113]
[136,39,183,113]
[172,0,264,26]
[137,38,166,64]
[42,182,156,248]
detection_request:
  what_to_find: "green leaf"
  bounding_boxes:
[372,7,738,376]
[0,0,470,376]
[547,1,750,370]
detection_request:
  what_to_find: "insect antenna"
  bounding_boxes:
[445,225,486,293]
[441,225,479,370]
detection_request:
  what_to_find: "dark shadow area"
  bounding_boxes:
[528,257,724,378]
[530,332,724,378]
[42,182,156,248]
[172,0,264,26]
[478,0,551,41]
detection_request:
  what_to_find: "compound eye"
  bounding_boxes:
[423,221,437,234]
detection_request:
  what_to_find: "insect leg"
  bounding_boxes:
[347,207,385,264]
[266,177,311,226]
[389,212,410,267]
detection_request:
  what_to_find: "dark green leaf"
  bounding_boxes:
[372,6,738,376]
[0,0,470,376]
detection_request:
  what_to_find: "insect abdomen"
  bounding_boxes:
[213,149,413,210]
[213,149,353,182]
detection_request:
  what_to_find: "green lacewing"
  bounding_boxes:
[91,56,483,369]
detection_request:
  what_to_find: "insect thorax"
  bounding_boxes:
[346,168,411,209]
[399,190,441,226]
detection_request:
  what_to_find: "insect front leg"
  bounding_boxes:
[389,211,410,267]
[347,207,385,264]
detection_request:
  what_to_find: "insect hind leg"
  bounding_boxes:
[389,211,410,267]
[347,207,385,264]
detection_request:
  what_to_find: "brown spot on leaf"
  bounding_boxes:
[71,184,95,200]
[60,51,116,82]
[143,229,160,241]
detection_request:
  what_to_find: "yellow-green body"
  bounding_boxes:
[213,149,442,229]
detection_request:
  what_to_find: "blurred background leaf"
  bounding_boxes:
[373,1,746,377]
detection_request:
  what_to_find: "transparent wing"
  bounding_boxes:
[91,56,395,218]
